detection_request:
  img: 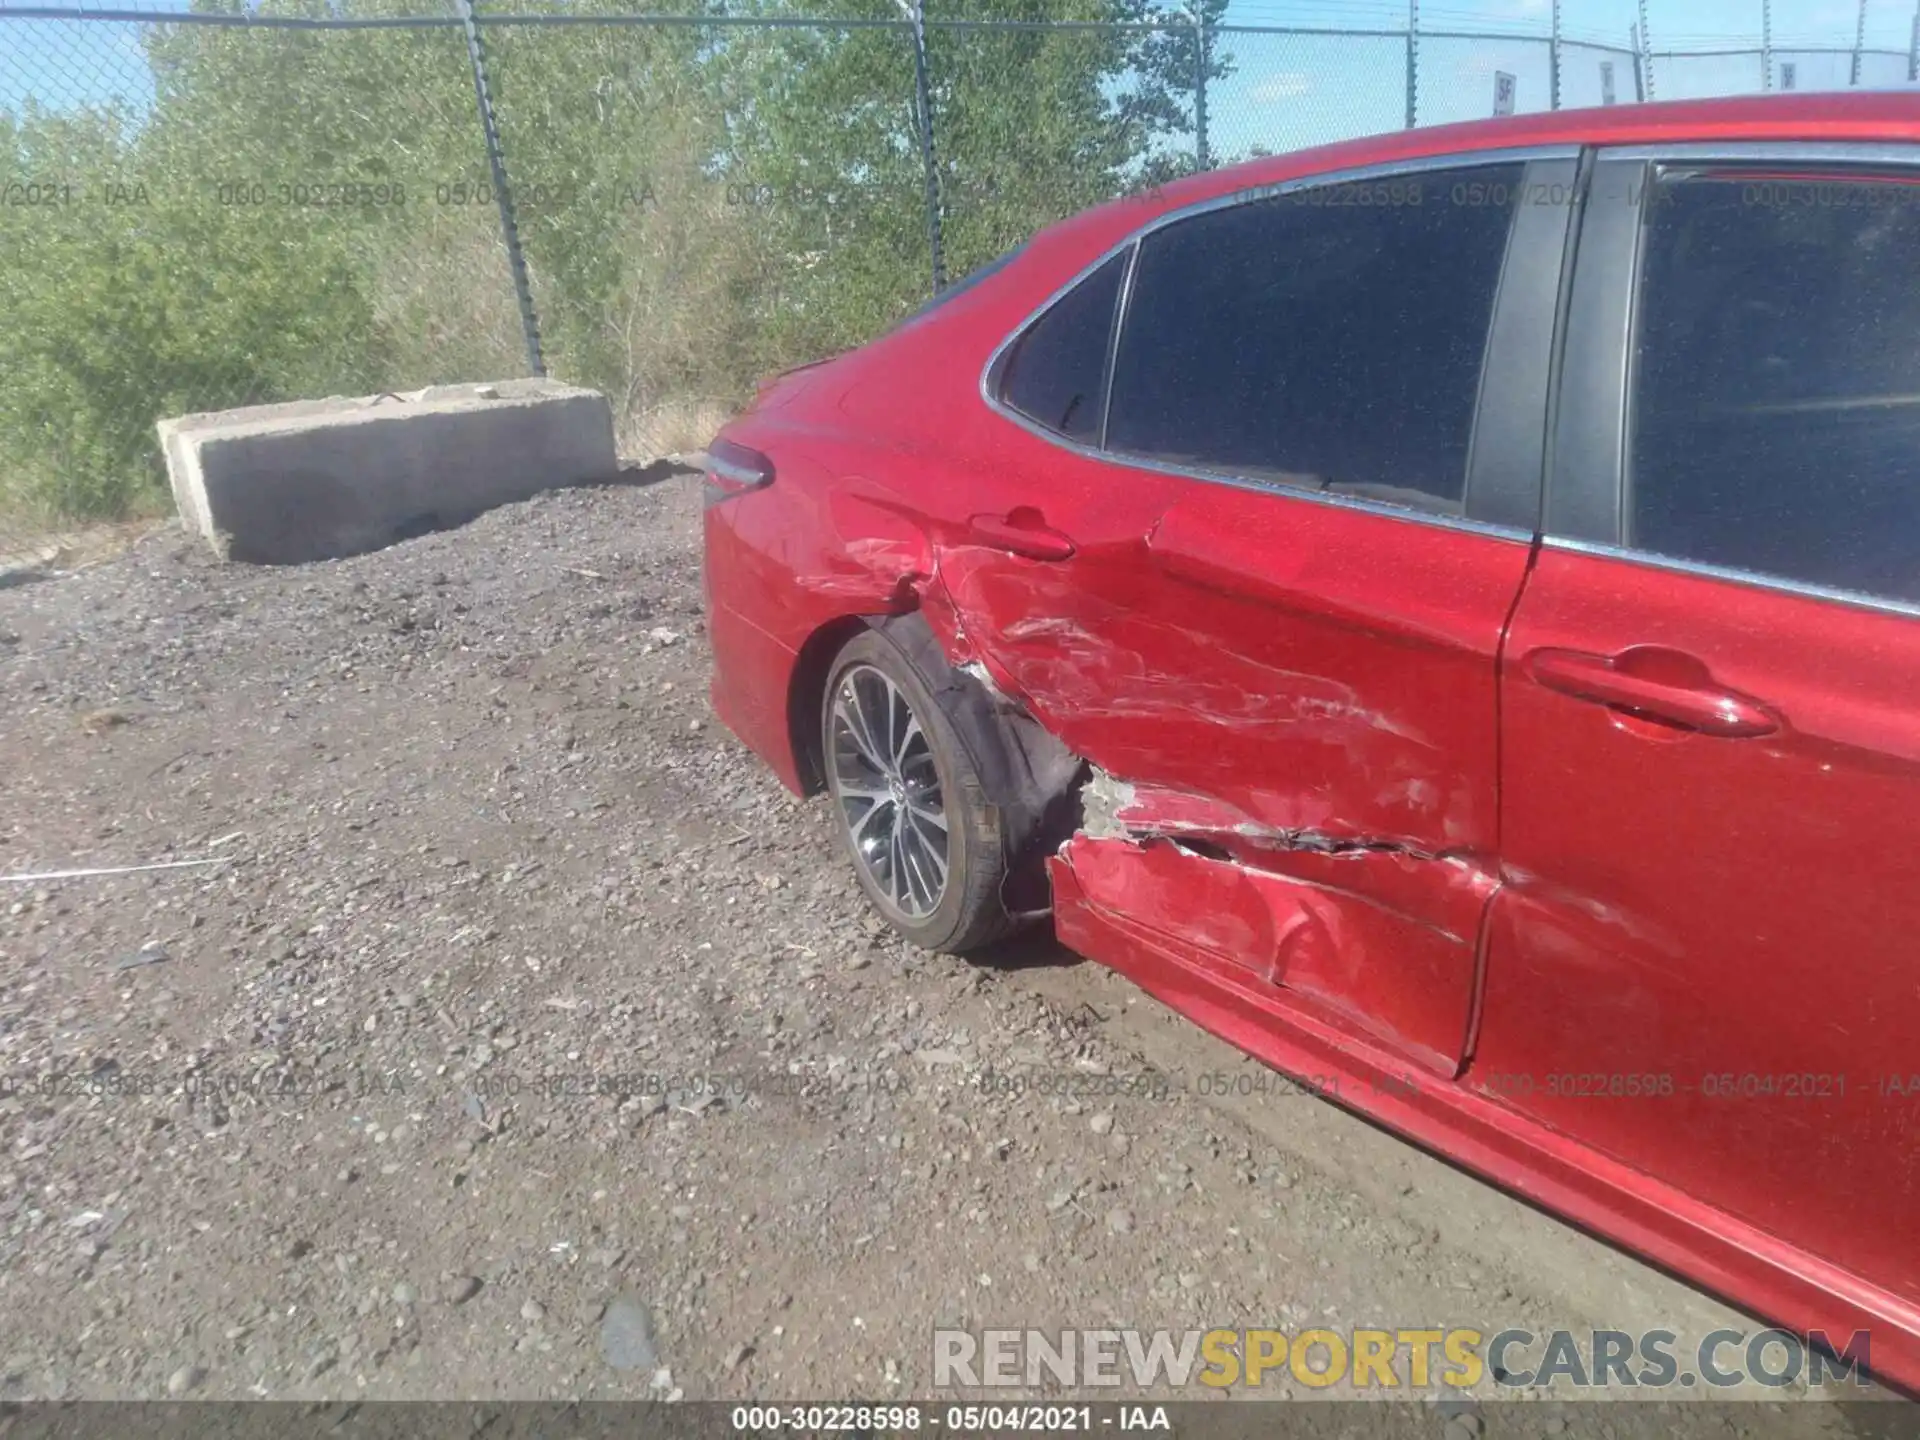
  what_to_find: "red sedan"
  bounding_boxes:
[702,92,1920,1391]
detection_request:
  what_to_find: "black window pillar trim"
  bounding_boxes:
[1543,155,1648,546]
[1536,146,1598,538]
[1460,153,1587,533]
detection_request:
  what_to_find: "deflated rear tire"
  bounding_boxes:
[821,630,1012,954]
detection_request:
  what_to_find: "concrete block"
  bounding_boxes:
[157,379,617,564]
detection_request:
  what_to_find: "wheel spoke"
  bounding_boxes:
[868,675,901,769]
[923,835,948,898]
[859,674,897,765]
[895,712,924,770]
[888,824,910,909]
[906,806,952,852]
[836,691,888,774]
[849,795,892,846]
[899,825,933,913]
[905,817,948,889]
[885,679,906,765]
[900,751,939,792]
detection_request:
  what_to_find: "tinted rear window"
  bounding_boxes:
[997,250,1128,444]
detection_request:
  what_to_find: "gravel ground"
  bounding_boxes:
[0,475,1904,1431]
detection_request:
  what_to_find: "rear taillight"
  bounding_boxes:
[702,438,775,508]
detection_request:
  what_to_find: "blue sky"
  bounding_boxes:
[3,0,1915,146]
[1,13,158,118]
[1205,0,1919,152]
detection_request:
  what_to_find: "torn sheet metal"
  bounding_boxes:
[1066,766,1500,1073]
[1077,772,1496,950]
[1057,830,1479,1076]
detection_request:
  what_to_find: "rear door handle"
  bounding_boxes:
[966,507,1077,562]
[1523,647,1781,738]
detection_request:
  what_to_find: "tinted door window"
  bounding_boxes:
[998,250,1128,444]
[1629,166,1920,604]
[1106,164,1525,514]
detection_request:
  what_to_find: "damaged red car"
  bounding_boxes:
[703,92,1920,1392]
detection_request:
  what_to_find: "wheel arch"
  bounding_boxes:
[786,614,877,797]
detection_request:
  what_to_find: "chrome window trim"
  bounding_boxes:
[1597,140,1920,165]
[977,421,1538,542]
[978,143,1580,543]
[1096,238,1141,453]
[1544,535,1920,624]
[1025,428,1536,543]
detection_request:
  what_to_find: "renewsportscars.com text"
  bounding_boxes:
[932,1326,1872,1391]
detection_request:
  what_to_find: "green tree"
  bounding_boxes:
[479,0,769,432]
[1114,0,1233,186]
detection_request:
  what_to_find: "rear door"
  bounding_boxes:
[1478,149,1920,1300]
[942,152,1575,1074]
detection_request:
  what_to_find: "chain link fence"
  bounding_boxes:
[3,0,1918,533]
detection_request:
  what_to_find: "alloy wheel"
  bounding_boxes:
[828,663,950,919]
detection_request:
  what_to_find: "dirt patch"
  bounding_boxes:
[0,518,167,592]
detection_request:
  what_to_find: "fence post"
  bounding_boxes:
[1634,0,1654,99]
[898,0,946,293]
[1550,0,1562,109]
[1405,0,1419,128]
[1761,0,1773,89]
[454,0,544,378]
[1850,0,1868,83]
[1194,11,1211,171]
